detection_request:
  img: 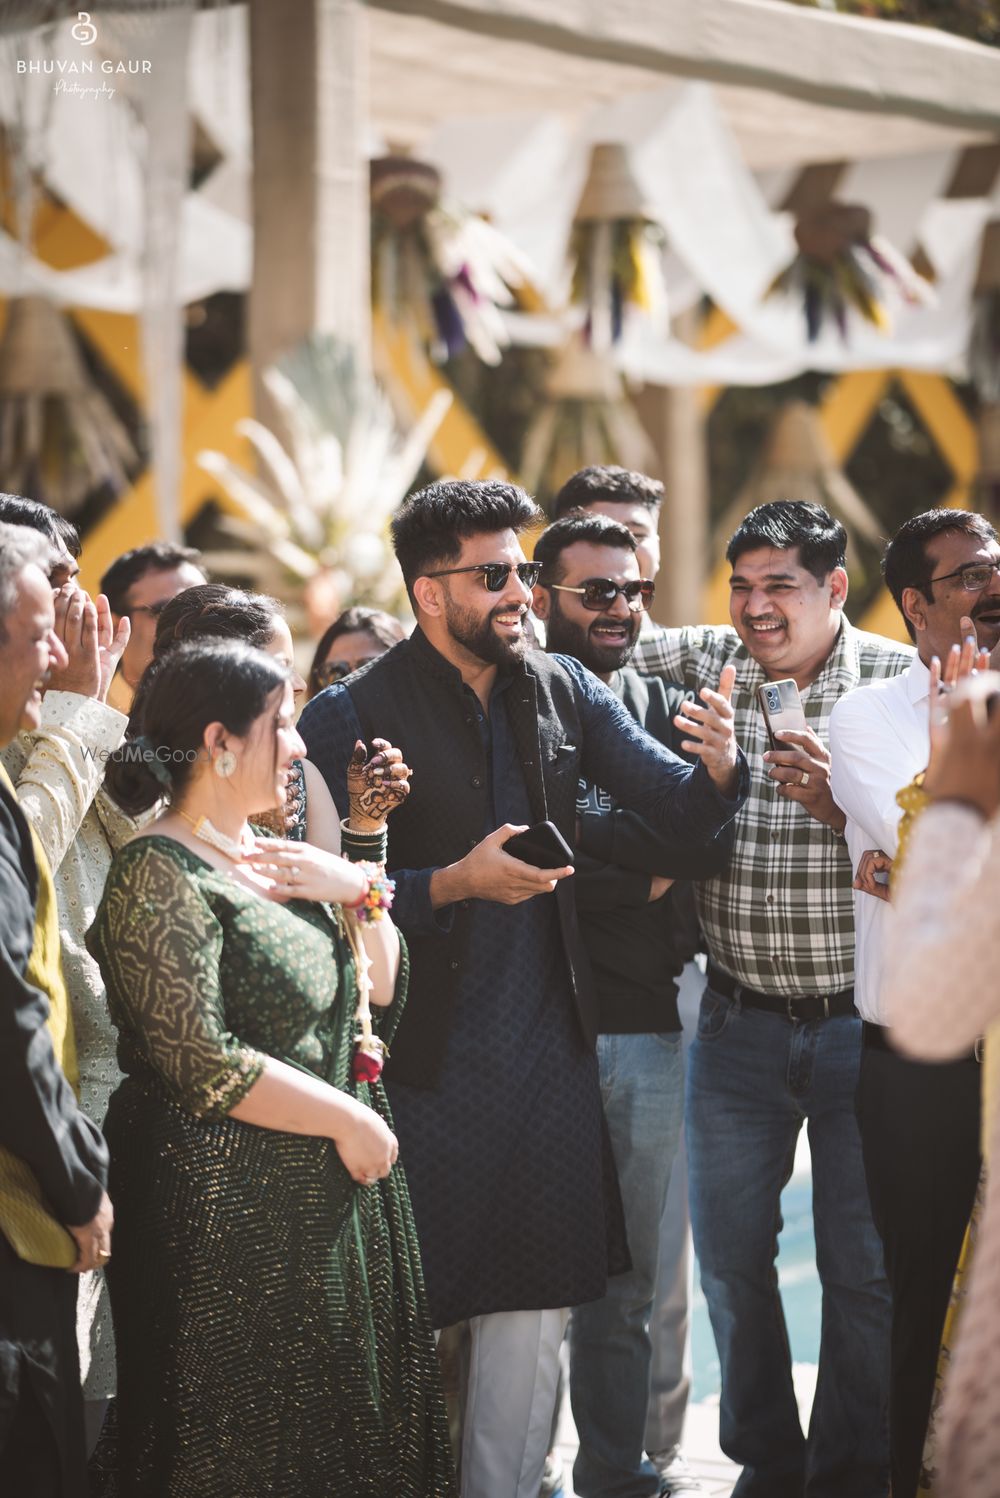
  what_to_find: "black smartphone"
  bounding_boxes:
[504,820,574,870]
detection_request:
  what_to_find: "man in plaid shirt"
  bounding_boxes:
[637,500,911,1498]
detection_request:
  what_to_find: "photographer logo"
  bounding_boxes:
[71,12,97,45]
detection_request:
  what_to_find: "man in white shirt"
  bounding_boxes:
[829,506,1000,1498]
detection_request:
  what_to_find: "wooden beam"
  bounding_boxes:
[368,0,1000,132]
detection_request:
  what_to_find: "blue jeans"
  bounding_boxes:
[570,1031,685,1498]
[687,987,890,1498]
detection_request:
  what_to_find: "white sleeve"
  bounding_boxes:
[829,692,910,859]
[12,692,127,872]
[884,803,1000,1059]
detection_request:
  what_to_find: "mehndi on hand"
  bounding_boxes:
[346,738,412,831]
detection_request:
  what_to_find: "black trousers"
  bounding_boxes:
[0,1235,85,1498]
[856,1026,981,1498]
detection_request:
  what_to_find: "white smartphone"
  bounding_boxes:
[757,678,808,751]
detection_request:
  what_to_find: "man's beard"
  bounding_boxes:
[545,598,639,675]
[443,594,528,668]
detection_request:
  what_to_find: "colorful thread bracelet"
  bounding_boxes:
[344,861,395,923]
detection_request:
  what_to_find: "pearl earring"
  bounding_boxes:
[214,749,237,779]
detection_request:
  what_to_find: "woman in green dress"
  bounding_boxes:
[88,637,455,1498]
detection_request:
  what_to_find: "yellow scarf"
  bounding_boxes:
[0,763,78,1267]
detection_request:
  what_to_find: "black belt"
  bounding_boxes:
[707,963,856,1022]
[863,1020,983,1063]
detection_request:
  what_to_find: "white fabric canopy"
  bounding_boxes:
[0,2,998,387]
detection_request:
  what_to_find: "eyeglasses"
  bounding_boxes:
[314,659,356,688]
[423,561,543,592]
[549,577,655,613]
[928,560,1000,593]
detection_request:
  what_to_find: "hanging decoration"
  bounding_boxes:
[197,334,448,625]
[520,333,656,503]
[569,142,667,351]
[768,202,934,342]
[970,220,1000,404]
[0,296,137,514]
[370,155,535,367]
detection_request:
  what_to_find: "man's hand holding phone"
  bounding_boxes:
[430,824,574,909]
[764,727,846,832]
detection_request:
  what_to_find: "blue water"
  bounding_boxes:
[690,1169,820,1401]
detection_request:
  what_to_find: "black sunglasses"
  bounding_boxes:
[424,561,542,592]
[549,577,655,613]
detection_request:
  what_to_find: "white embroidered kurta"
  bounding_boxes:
[1,690,130,1401]
[884,802,1000,1498]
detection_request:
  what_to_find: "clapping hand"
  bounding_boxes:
[46,587,129,702]
[347,739,411,832]
[925,671,1000,820]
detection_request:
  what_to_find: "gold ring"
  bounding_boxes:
[800,770,810,787]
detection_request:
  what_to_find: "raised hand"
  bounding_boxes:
[96,593,130,703]
[925,671,1000,819]
[346,738,412,831]
[673,663,739,794]
[46,585,100,698]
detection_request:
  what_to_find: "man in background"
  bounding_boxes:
[100,541,206,713]
[549,464,701,1494]
[830,508,999,1498]
[533,511,734,1498]
[637,500,909,1497]
[0,521,112,1497]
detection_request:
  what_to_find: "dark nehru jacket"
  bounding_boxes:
[301,629,747,1327]
[303,628,746,1087]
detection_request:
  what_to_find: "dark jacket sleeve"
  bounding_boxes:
[571,846,653,913]
[578,803,735,881]
[560,656,749,848]
[0,796,107,1227]
[298,685,452,937]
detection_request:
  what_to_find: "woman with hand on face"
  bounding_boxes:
[89,638,454,1498]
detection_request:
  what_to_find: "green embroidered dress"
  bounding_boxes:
[87,836,455,1498]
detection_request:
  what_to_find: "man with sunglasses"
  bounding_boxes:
[300,479,747,1498]
[531,511,735,1498]
[828,508,1000,1498]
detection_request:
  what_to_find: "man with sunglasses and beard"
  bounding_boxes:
[531,512,735,1498]
[300,480,747,1498]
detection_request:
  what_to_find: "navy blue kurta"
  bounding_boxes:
[383,675,612,1325]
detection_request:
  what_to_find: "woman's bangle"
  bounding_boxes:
[343,861,395,923]
[340,817,388,865]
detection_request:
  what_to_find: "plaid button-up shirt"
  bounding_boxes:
[636,618,913,996]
